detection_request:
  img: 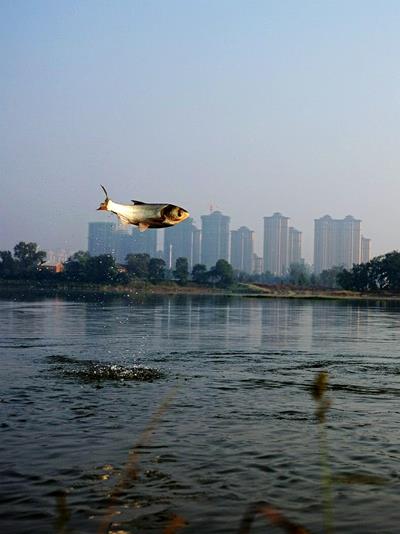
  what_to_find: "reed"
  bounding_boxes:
[237,501,311,533]
[163,514,188,534]
[54,489,70,534]
[54,369,387,533]
[311,371,334,534]
[97,386,179,534]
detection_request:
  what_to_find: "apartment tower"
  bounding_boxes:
[263,213,289,276]
[314,215,362,274]
[230,226,254,273]
[163,218,201,270]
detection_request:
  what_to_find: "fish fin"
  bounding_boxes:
[131,200,146,205]
[117,214,130,225]
[138,222,149,232]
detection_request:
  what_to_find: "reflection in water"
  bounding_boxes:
[1,296,400,534]
[260,299,313,352]
[310,300,400,355]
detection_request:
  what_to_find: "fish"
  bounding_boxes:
[96,185,189,232]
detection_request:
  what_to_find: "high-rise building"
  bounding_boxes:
[88,222,157,263]
[131,228,157,257]
[192,228,201,267]
[201,211,230,268]
[163,218,201,269]
[361,236,371,264]
[263,213,289,276]
[88,222,116,256]
[314,215,361,274]
[230,226,254,273]
[253,253,264,274]
[288,227,302,266]
[114,223,133,263]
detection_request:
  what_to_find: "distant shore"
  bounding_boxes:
[0,279,224,299]
[243,284,400,301]
[1,279,400,302]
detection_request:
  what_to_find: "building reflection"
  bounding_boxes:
[310,301,364,352]
[260,299,313,352]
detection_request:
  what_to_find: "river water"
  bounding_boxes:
[1,295,400,533]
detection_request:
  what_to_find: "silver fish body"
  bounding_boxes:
[97,187,189,231]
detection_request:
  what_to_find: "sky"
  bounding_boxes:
[1,0,400,262]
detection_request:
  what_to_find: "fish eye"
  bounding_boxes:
[177,209,182,217]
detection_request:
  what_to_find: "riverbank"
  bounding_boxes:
[241,283,400,301]
[0,279,226,299]
[1,279,400,301]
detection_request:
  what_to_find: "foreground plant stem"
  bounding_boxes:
[312,371,334,534]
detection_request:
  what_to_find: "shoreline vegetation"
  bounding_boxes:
[2,241,400,301]
[2,279,400,301]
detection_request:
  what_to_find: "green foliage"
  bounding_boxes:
[0,250,16,278]
[288,262,310,286]
[317,266,343,288]
[14,242,46,276]
[192,264,207,284]
[1,240,239,290]
[174,257,189,285]
[85,254,118,283]
[69,250,90,264]
[64,251,90,281]
[210,259,234,288]
[337,251,400,292]
[260,271,282,284]
[380,251,400,291]
[336,269,353,290]
[191,261,235,287]
[126,253,150,279]
[64,251,118,283]
[148,258,166,282]
[0,242,46,279]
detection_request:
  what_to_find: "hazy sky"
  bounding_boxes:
[2,1,400,262]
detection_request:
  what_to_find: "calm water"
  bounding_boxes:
[1,295,400,533]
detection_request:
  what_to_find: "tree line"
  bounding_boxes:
[337,251,400,292]
[0,242,235,288]
[282,252,400,293]
[3,242,400,293]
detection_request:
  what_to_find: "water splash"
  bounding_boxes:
[46,355,164,382]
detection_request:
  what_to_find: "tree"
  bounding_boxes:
[13,242,46,276]
[381,251,400,291]
[368,256,385,290]
[174,257,189,285]
[336,251,400,293]
[210,259,234,288]
[126,253,150,279]
[148,258,166,282]
[0,251,16,278]
[192,264,208,284]
[336,268,353,290]
[288,262,310,286]
[86,254,118,283]
[317,266,344,288]
[64,251,91,281]
[261,270,282,284]
[69,250,91,264]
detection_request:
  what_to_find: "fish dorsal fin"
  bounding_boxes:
[131,199,146,205]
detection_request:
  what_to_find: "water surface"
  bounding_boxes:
[1,296,400,533]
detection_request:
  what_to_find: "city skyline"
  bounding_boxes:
[82,208,372,274]
[2,2,399,260]
[22,207,374,266]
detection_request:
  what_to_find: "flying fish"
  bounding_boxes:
[97,185,189,232]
